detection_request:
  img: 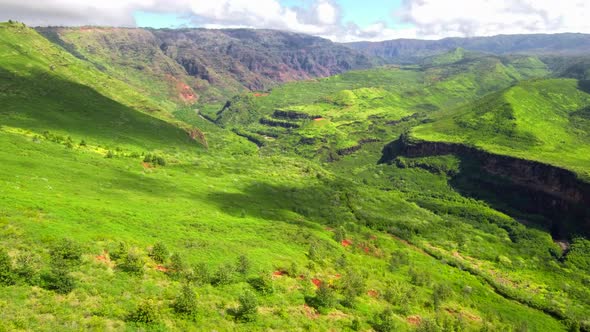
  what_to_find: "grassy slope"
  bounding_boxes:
[412,78,590,178]
[0,23,588,331]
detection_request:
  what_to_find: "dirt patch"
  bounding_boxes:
[95,253,108,263]
[367,289,379,297]
[314,118,325,121]
[273,270,286,278]
[155,265,169,272]
[311,278,322,288]
[333,274,341,279]
[253,93,269,97]
[303,304,319,320]
[341,239,352,247]
[407,315,422,326]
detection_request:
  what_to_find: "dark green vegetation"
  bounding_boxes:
[347,33,590,64]
[1,21,590,331]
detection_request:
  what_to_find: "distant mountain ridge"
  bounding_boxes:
[37,27,375,103]
[345,33,590,64]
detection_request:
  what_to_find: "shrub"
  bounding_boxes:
[149,242,169,264]
[187,263,211,285]
[236,255,250,275]
[388,250,409,271]
[79,140,87,147]
[371,308,400,332]
[14,252,38,283]
[49,239,82,266]
[340,270,366,307]
[433,284,453,309]
[119,249,144,275]
[105,150,114,158]
[41,266,75,294]
[211,263,234,286]
[172,285,198,317]
[383,280,414,306]
[232,290,258,322]
[307,282,336,313]
[108,241,128,261]
[0,248,16,286]
[248,274,274,295]
[127,299,159,324]
[168,253,186,278]
[333,227,346,243]
[409,268,431,286]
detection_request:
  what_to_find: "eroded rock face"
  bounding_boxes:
[381,135,590,238]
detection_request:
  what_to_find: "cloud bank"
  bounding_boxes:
[0,0,588,42]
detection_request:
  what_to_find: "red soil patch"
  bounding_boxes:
[253,93,269,97]
[155,265,169,272]
[363,246,370,253]
[298,274,306,280]
[142,162,153,169]
[333,274,341,279]
[311,278,322,288]
[95,253,108,263]
[314,118,325,121]
[407,315,422,326]
[341,239,352,247]
[303,304,319,320]
[325,227,334,232]
[367,289,379,297]
[273,270,287,277]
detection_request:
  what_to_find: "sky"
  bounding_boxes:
[0,0,589,42]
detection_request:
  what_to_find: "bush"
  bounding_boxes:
[371,308,401,332]
[167,253,186,278]
[41,266,75,294]
[212,263,234,286]
[333,227,346,243]
[172,285,198,317]
[149,242,169,264]
[108,241,128,261]
[340,270,366,307]
[236,255,250,276]
[14,252,38,283]
[388,250,409,271]
[127,299,159,324]
[306,282,336,313]
[49,239,82,266]
[409,268,431,286]
[105,150,114,158]
[119,249,144,275]
[0,248,16,286]
[248,274,274,295]
[232,290,258,322]
[433,284,453,309]
[187,263,211,285]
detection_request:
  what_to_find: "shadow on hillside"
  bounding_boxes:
[206,180,353,227]
[0,67,197,152]
[578,80,590,94]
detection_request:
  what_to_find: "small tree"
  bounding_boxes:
[340,270,366,307]
[333,227,346,243]
[187,263,210,285]
[49,239,82,267]
[307,282,336,313]
[248,273,274,295]
[127,299,159,324]
[236,255,250,276]
[433,284,453,310]
[149,242,169,264]
[167,253,185,279]
[372,308,400,332]
[172,284,198,318]
[41,265,75,294]
[233,290,258,322]
[105,150,115,158]
[119,249,144,275]
[0,248,16,286]
[15,252,38,283]
[388,250,409,272]
[212,263,234,286]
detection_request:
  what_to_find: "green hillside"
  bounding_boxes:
[1,21,590,332]
[412,78,590,178]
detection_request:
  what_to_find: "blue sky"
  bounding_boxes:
[3,1,590,42]
[134,0,410,31]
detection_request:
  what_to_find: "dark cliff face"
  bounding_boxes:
[152,28,375,91]
[381,136,590,238]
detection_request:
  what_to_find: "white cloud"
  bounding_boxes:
[398,0,590,39]
[0,0,589,42]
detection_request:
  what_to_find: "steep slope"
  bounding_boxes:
[37,27,376,104]
[411,78,590,177]
[0,22,203,152]
[346,33,590,64]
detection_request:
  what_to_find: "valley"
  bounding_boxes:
[1,20,590,331]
